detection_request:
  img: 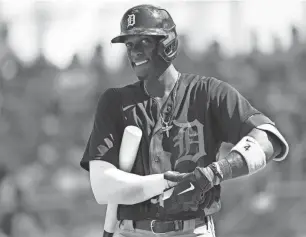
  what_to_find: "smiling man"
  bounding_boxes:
[80,4,289,237]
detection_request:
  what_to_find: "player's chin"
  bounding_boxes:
[137,76,147,81]
[133,67,150,80]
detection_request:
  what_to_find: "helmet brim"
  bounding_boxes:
[111,28,167,44]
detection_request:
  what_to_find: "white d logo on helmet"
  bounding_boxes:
[127,14,136,28]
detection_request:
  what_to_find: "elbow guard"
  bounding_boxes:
[230,124,289,175]
[256,124,289,161]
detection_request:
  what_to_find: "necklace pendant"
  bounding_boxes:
[166,129,170,138]
[162,123,172,138]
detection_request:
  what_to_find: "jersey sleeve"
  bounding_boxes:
[80,88,123,172]
[208,77,275,145]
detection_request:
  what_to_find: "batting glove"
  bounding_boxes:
[151,167,217,213]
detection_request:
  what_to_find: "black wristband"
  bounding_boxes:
[208,162,223,184]
[216,159,233,181]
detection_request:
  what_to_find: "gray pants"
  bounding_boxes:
[114,216,216,237]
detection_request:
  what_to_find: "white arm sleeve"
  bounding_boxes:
[89,160,167,205]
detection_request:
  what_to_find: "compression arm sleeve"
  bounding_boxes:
[89,160,168,205]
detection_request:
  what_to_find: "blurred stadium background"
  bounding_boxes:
[0,0,305,237]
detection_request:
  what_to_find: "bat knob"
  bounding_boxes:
[103,231,114,237]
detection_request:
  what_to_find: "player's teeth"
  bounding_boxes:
[135,60,148,66]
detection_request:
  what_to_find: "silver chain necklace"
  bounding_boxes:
[144,72,180,137]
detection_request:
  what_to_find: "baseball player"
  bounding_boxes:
[80,4,289,237]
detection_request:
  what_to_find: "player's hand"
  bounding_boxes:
[163,170,194,187]
[198,185,221,211]
[151,168,216,213]
[164,167,216,194]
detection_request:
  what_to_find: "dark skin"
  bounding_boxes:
[125,35,158,80]
[124,36,283,181]
[223,128,283,180]
[124,35,180,107]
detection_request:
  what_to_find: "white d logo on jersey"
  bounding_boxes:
[173,119,207,168]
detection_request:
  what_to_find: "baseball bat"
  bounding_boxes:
[103,126,143,237]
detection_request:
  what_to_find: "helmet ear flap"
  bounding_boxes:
[158,31,178,62]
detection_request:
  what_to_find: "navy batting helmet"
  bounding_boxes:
[111,4,178,62]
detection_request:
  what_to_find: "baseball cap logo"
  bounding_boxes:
[127,14,136,28]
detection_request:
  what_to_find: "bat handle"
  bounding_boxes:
[103,231,114,237]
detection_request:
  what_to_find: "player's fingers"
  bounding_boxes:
[207,190,215,208]
[167,181,177,188]
[207,188,216,208]
[200,190,212,209]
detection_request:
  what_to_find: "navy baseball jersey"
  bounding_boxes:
[80,74,274,220]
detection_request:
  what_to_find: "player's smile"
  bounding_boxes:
[124,35,163,78]
[132,59,149,67]
[134,59,149,66]
[132,58,150,76]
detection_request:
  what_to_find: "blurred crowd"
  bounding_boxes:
[0,21,306,237]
